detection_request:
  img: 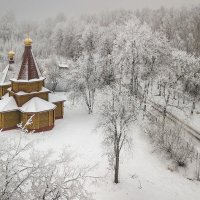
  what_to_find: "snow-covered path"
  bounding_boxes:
[1,100,200,200]
[94,125,200,200]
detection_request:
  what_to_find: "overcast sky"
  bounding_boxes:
[0,0,199,21]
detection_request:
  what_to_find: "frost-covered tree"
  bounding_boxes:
[136,6,200,56]
[98,85,138,183]
[170,50,200,114]
[113,18,143,95]
[0,136,93,200]
[113,18,171,97]
[0,137,33,200]
[0,11,16,43]
[97,26,116,86]
[44,56,62,92]
[68,52,100,114]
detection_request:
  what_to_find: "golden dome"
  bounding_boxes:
[8,50,15,58]
[24,37,32,46]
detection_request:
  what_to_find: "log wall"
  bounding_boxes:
[9,92,49,107]
[11,80,44,93]
[53,102,64,119]
[0,84,11,98]
[0,111,20,130]
[21,110,55,132]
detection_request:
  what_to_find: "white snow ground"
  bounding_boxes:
[1,93,200,200]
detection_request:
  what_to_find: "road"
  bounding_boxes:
[137,84,200,149]
[146,98,200,150]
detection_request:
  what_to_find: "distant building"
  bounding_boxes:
[0,51,18,98]
[56,60,72,91]
[43,57,72,92]
[0,36,65,132]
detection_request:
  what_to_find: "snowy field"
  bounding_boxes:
[1,93,200,200]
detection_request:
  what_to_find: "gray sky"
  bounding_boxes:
[0,0,199,21]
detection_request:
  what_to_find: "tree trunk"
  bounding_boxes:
[52,82,57,92]
[85,90,95,114]
[191,101,195,115]
[162,107,167,130]
[130,74,134,95]
[88,106,92,114]
[183,95,185,104]
[130,60,135,95]
[114,151,120,184]
[143,103,146,119]
[157,81,159,90]
[150,79,153,93]
[173,91,176,100]
[177,93,180,107]
[158,84,161,96]
[134,75,138,96]
[163,84,166,97]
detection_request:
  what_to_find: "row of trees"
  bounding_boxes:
[1,9,200,107]
[136,5,200,56]
[1,5,200,58]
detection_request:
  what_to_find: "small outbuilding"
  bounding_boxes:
[0,50,17,98]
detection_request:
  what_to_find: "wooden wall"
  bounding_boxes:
[21,110,55,132]
[0,109,56,132]
[0,84,11,98]
[53,102,64,119]
[9,92,49,107]
[0,111,20,130]
[11,80,44,93]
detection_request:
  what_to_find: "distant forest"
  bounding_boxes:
[0,6,200,60]
[1,6,200,109]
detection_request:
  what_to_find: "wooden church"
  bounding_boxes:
[0,36,65,132]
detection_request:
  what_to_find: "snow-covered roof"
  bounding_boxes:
[0,96,18,112]
[13,87,50,96]
[49,93,66,103]
[0,64,9,84]
[0,63,17,85]
[58,59,74,69]
[58,63,69,68]
[20,97,56,113]
[1,93,9,99]
[10,77,45,83]
[7,87,50,96]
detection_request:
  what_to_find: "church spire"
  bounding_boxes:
[18,35,41,80]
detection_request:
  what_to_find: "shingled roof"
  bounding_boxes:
[18,41,41,80]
